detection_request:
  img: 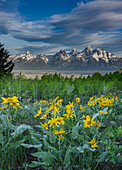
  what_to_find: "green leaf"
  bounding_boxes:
[92,113,100,118]
[0,132,4,144]
[0,115,12,129]
[31,151,57,166]
[64,150,70,166]
[9,139,25,149]
[97,151,108,163]
[11,124,33,138]
[31,152,42,157]
[100,126,113,141]
[110,121,116,126]
[77,146,84,153]
[45,131,56,143]
[29,161,49,168]
[21,143,42,148]
[71,122,79,139]
[77,144,95,152]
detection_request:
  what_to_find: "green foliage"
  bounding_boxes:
[0,71,122,104]
[0,71,121,169]
[0,43,14,77]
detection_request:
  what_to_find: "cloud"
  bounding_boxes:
[15,44,68,55]
[0,0,122,56]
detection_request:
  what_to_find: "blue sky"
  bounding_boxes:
[0,0,122,57]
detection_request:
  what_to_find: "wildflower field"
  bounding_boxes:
[0,70,122,169]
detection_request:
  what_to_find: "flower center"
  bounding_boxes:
[87,121,92,125]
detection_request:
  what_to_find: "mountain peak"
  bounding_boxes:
[70,48,78,55]
[26,51,31,55]
[83,44,93,55]
[88,44,92,50]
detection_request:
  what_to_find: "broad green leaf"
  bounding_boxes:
[31,152,42,157]
[21,143,42,148]
[71,122,79,139]
[97,151,108,163]
[100,126,113,141]
[9,139,25,149]
[46,131,56,143]
[77,146,84,153]
[0,132,4,144]
[11,124,33,138]
[92,113,100,118]
[64,150,70,166]
[31,151,57,166]
[29,161,49,168]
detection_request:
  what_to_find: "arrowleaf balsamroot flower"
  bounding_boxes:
[56,115,65,125]
[80,105,85,110]
[59,134,64,140]
[88,138,98,149]
[76,97,80,103]
[98,111,108,115]
[41,122,48,130]
[53,128,65,135]
[63,109,75,119]
[40,113,48,119]
[0,105,8,109]
[34,107,42,118]
[93,120,101,128]
[83,115,96,128]
[48,117,59,129]
[1,96,22,110]
[65,101,74,110]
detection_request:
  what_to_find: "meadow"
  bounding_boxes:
[0,70,122,169]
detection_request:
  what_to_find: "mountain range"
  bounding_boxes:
[10,45,122,70]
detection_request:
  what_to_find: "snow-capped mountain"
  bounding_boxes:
[10,45,122,70]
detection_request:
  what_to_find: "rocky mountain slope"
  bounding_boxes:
[10,45,122,70]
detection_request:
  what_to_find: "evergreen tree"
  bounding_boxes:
[0,43,14,77]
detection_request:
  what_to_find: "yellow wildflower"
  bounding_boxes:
[83,115,96,128]
[88,101,95,106]
[53,128,65,135]
[45,105,54,114]
[56,115,65,125]
[0,105,8,109]
[82,114,85,118]
[40,113,48,119]
[52,96,59,104]
[98,111,108,115]
[59,134,64,140]
[93,120,101,128]
[9,102,22,110]
[88,138,98,149]
[48,117,58,129]
[80,105,85,110]
[1,97,9,104]
[41,122,48,130]
[56,99,63,105]
[1,96,22,110]
[63,109,75,119]
[33,107,42,118]
[76,97,80,103]
[65,101,74,110]
[34,101,38,105]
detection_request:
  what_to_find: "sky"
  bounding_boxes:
[0,0,122,57]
